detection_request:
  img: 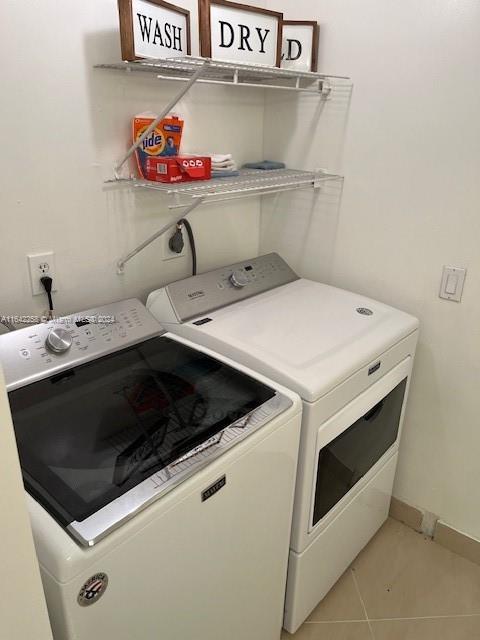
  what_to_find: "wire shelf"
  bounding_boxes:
[95,56,349,95]
[96,56,349,272]
[113,168,343,272]
[109,169,343,208]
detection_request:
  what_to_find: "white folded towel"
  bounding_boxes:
[211,153,233,163]
[212,164,238,172]
[213,162,237,170]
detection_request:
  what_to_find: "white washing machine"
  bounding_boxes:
[147,253,420,634]
[0,298,302,640]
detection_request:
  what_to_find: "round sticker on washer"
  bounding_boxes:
[77,573,108,606]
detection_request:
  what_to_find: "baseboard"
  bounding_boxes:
[389,497,480,567]
[434,521,480,567]
[389,496,423,532]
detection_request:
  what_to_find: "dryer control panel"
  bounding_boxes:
[151,253,298,322]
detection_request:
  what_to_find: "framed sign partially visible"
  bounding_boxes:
[199,0,283,67]
[118,0,191,61]
[281,21,319,72]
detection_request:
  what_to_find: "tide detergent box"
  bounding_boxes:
[132,113,184,180]
[146,156,212,183]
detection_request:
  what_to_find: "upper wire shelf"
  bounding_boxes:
[95,56,350,96]
[108,169,343,209]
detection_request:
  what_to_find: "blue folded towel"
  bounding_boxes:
[242,161,286,170]
[212,170,240,178]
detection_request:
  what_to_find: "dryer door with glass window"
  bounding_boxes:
[310,357,411,532]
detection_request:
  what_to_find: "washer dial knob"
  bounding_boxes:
[45,327,73,354]
[230,270,249,288]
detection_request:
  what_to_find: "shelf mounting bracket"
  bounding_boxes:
[314,168,329,189]
[319,80,332,99]
[117,197,205,274]
[114,60,210,179]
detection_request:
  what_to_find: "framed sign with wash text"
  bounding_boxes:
[281,21,319,72]
[199,0,283,67]
[118,0,191,61]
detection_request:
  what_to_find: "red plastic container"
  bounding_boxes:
[144,156,212,183]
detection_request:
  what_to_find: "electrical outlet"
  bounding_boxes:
[162,229,186,261]
[28,252,57,296]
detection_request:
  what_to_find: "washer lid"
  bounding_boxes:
[8,334,282,546]
[182,279,419,402]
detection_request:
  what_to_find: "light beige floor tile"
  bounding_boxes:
[307,570,366,622]
[351,518,480,619]
[371,615,480,639]
[281,621,372,640]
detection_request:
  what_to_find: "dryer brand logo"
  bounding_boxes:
[77,573,109,607]
[356,307,373,316]
[187,290,205,300]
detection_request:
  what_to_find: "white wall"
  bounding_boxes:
[262,0,480,539]
[0,0,264,322]
[0,366,53,639]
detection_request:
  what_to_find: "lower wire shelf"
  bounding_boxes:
[111,168,343,272]
[109,168,343,208]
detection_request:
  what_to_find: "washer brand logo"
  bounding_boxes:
[188,290,205,299]
[202,475,226,502]
[77,573,109,607]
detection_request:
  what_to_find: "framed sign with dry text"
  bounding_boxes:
[281,20,319,72]
[199,0,283,67]
[118,0,191,61]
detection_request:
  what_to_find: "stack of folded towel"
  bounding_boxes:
[211,154,239,178]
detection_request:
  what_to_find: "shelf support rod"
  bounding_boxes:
[116,197,205,274]
[114,60,210,178]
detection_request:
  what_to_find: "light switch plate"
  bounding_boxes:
[439,266,466,302]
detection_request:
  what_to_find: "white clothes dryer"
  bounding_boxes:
[147,253,419,633]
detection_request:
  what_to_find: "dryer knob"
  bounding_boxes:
[45,327,72,354]
[230,270,249,288]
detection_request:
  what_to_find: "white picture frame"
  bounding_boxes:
[281,21,319,73]
[118,0,191,61]
[199,0,283,67]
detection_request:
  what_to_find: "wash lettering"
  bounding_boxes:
[130,0,188,59]
[136,13,184,52]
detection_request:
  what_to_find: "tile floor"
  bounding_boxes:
[282,518,480,639]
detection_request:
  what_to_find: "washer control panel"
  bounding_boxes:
[0,299,162,391]
[161,253,298,322]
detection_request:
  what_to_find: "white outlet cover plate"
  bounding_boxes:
[28,252,57,296]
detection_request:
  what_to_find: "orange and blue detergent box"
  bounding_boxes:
[132,113,184,181]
